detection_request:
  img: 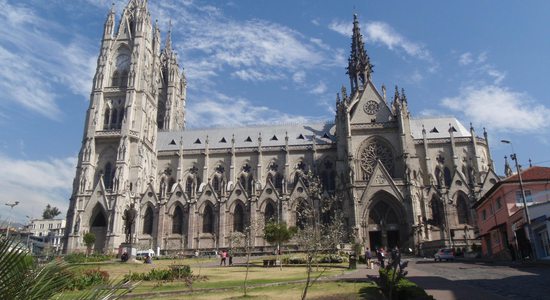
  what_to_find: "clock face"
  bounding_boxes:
[364,100,379,115]
[116,54,130,70]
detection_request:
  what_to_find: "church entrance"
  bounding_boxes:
[365,193,406,250]
[89,204,108,253]
[369,231,382,250]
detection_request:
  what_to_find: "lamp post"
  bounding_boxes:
[5,201,20,238]
[501,140,537,260]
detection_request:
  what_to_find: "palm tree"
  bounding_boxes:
[0,237,138,299]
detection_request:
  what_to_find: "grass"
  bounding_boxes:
[141,281,384,300]
[55,257,361,299]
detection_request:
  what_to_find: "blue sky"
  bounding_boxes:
[1,0,549,223]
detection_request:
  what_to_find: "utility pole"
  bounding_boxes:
[501,140,537,260]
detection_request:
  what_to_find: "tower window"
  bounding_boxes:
[111,71,120,87]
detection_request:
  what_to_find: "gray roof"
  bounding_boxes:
[157,122,336,151]
[410,117,471,139]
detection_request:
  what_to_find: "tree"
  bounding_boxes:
[229,220,260,297]
[42,204,61,219]
[0,236,137,299]
[295,172,347,300]
[83,232,96,256]
[264,221,294,270]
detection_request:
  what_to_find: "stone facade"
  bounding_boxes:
[64,1,495,255]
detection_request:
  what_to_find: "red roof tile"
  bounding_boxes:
[505,166,550,182]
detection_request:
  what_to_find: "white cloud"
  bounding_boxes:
[441,85,550,133]
[459,52,473,65]
[186,91,325,128]
[143,1,338,85]
[328,20,350,36]
[292,71,306,84]
[0,153,76,223]
[329,19,433,63]
[231,69,282,82]
[0,0,96,120]
[310,82,327,95]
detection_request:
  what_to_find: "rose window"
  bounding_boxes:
[360,141,393,181]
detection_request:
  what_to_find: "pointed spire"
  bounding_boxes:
[400,88,407,103]
[165,19,173,52]
[394,85,400,100]
[347,14,373,93]
[504,156,513,177]
[103,2,116,38]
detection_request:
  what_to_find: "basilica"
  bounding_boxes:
[64,0,499,255]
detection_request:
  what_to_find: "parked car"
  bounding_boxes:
[434,248,455,261]
[136,249,155,260]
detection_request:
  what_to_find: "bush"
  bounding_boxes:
[317,254,345,263]
[124,265,192,281]
[64,253,112,264]
[66,269,109,290]
[379,268,433,300]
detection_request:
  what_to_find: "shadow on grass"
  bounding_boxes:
[358,283,385,300]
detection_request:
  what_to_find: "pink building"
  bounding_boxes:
[474,166,550,260]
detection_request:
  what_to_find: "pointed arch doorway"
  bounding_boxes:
[365,192,406,250]
[89,204,108,253]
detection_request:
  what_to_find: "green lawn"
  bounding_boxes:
[54,257,381,299]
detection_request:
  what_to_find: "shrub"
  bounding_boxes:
[379,269,433,300]
[124,265,193,281]
[317,254,344,263]
[66,269,109,290]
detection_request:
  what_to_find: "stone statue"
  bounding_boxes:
[123,203,137,243]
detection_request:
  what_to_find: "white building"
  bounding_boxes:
[28,219,66,253]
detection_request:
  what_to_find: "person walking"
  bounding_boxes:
[220,249,227,266]
[377,247,385,268]
[365,247,372,269]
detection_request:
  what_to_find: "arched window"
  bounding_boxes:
[435,168,442,187]
[111,108,118,127]
[143,206,154,235]
[233,203,245,232]
[103,162,114,190]
[111,71,120,86]
[186,177,193,197]
[118,109,124,128]
[212,176,220,194]
[103,108,110,129]
[172,206,184,234]
[457,194,470,224]
[296,200,311,230]
[430,198,443,227]
[120,70,128,88]
[265,202,276,224]
[168,177,176,192]
[444,167,452,187]
[202,204,214,234]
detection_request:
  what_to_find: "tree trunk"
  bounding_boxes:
[301,254,313,300]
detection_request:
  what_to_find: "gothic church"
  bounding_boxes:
[64,0,498,255]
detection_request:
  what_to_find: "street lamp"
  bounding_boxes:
[501,140,537,260]
[5,201,20,238]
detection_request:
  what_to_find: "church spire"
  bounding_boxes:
[103,3,116,39]
[347,14,373,94]
[165,19,173,53]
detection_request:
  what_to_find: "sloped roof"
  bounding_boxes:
[409,117,471,139]
[505,166,550,182]
[157,122,336,151]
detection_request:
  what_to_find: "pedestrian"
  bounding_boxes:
[365,247,372,269]
[220,249,227,266]
[228,249,233,266]
[121,252,128,262]
[377,247,385,268]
